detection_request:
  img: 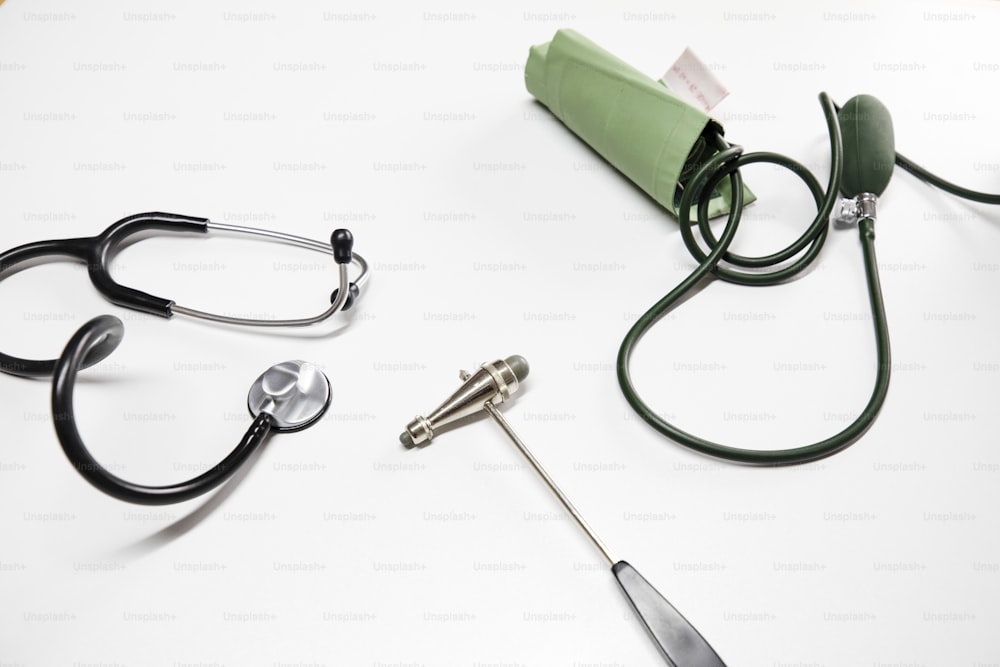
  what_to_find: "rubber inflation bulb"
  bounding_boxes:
[839,94,895,198]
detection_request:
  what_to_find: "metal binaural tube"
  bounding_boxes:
[171,222,369,327]
[206,221,370,290]
[171,264,351,326]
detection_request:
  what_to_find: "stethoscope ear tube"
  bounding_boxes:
[51,315,274,505]
[0,240,138,378]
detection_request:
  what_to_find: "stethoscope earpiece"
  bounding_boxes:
[331,228,354,264]
[330,282,360,311]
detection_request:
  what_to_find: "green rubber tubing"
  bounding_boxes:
[617,92,891,465]
[617,91,1000,465]
[895,151,1000,204]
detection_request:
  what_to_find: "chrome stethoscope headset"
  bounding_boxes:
[1,211,369,504]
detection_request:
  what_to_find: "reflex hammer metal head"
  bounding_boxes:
[398,354,614,563]
[399,355,529,447]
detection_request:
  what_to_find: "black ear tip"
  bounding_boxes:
[74,315,126,370]
[330,282,360,310]
[331,228,353,245]
[331,228,354,264]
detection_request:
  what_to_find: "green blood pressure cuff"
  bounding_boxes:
[525,29,754,219]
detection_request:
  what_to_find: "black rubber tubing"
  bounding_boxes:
[51,314,273,505]
[0,212,207,378]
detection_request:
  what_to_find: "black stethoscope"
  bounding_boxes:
[1,211,369,504]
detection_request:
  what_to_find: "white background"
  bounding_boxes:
[2,1,999,665]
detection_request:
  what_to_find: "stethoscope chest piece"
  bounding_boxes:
[248,360,331,432]
[49,316,335,505]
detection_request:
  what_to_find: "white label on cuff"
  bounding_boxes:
[660,47,728,113]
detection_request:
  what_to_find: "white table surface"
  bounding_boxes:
[1,1,999,665]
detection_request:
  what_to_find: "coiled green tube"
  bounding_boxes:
[617,93,893,465]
